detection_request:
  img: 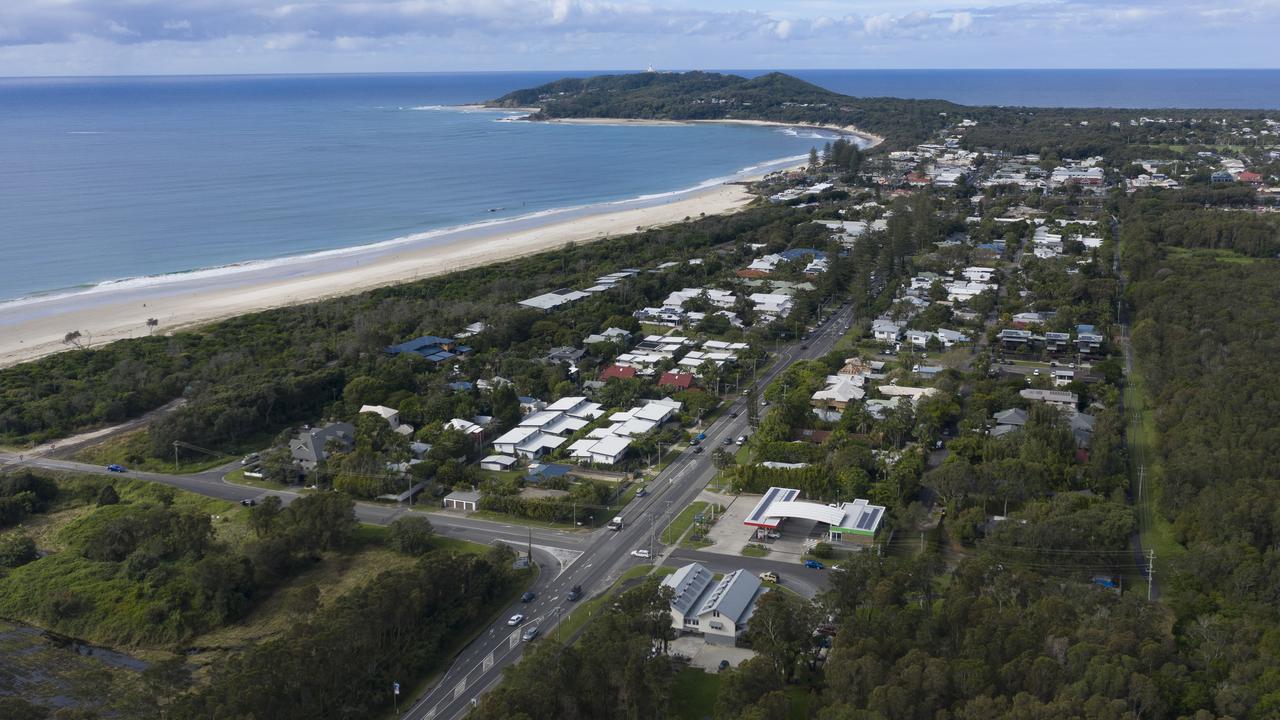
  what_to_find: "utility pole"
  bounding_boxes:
[528,527,533,566]
[173,442,180,471]
[1147,549,1156,601]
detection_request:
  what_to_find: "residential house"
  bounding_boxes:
[359,405,415,437]
[385,335,471,363]
[658,371,696,391]
[584,327,633,345]
[599,365,637,382]
[872,319,904,342]
[1020,388,1078,409]
[811,374,866,421]
[289,422,354,472]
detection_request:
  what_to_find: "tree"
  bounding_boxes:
[283,492,357,551]
[0,533,37,568]
[386,515,435,555]
[248,495,283,537]
[746,591,818,683]
[96,484,120,506]
[808,146,820,169]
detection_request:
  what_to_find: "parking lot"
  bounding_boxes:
[670,636,758,672]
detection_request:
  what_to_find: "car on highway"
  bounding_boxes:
[521,626,540,642]
[507,613,525,626]
[105,464,127,473]
[567,586,583,602]
[729,412,738,418]
[722,437,733,445]
[800,344,809,350]
[693,446,704,454]
[631,548,652,558]
[804,560,825,570]
[520,591,536,603]
[759,571,780,583]
[240,498,256,507]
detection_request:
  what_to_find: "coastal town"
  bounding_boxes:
[1,69,1279,720]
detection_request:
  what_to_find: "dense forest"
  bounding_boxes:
[488,71,1279,153]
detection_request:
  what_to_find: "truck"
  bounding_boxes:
[607,516,625,531]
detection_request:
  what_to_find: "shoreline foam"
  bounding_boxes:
[0,154,803,368]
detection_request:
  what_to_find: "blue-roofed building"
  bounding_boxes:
[524,463,572,484]
[778,248,827,262]
[385,335,472,363]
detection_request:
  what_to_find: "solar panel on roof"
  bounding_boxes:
[856,507,882,530]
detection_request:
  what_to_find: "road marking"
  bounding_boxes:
[452,679,467,699]
[509,630,520,649]
[425,707,437,720]
[482,652,494,671]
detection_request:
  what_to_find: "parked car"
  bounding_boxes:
[241,453,260,466]
[759,571,780,583]
[105,464,126,473]
[521,626,540,642]
[567,586,583,602]
[736,435,747,445]
[636,487,648,497]
[718,660,731,672]
[631,548,652,559]
[507,613,525,626]
[800,344,809,350]
[520,591,536,603]
[240,498,256,507]
[804,560,825,570]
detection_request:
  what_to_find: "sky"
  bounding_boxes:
[0,1,1278,76]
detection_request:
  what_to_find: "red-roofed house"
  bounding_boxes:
[1237,171,1264,186]
[599,365,637,382]
[658,371,695,390]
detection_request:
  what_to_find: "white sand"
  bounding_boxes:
[0,181,761,368]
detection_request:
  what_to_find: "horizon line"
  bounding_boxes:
[2,67,1279,81]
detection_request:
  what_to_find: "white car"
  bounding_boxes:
[507,613,525,626]
[631,548,652,558]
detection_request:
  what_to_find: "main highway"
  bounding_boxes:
[0,301,857,720]
[402,300,856,720]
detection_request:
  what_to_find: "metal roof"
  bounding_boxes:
[662,563,715,616]
[695,569,762,623]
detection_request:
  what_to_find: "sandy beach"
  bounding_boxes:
[0,178,766,368]
[544,116,885,148]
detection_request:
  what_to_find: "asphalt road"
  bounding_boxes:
[403,302,856,720]
[0,302,856,720]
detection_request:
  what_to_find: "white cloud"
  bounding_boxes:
[948,11,972,33]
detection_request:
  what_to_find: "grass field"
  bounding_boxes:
[663,501,725,547]
[73,428,269,475]
[672,668,723,720]
[1164,246,1257,265]
[741,543,769,558]
[1123,360,1186,577]
[672,668,813,720]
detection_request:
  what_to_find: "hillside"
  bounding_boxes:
[488,71,963,146]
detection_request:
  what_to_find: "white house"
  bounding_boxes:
[749,293,793,319]
[872,319,904,342]
[359,405,414,436]
[661,563,766,644]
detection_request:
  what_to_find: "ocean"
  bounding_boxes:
[1,69,1277,303]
